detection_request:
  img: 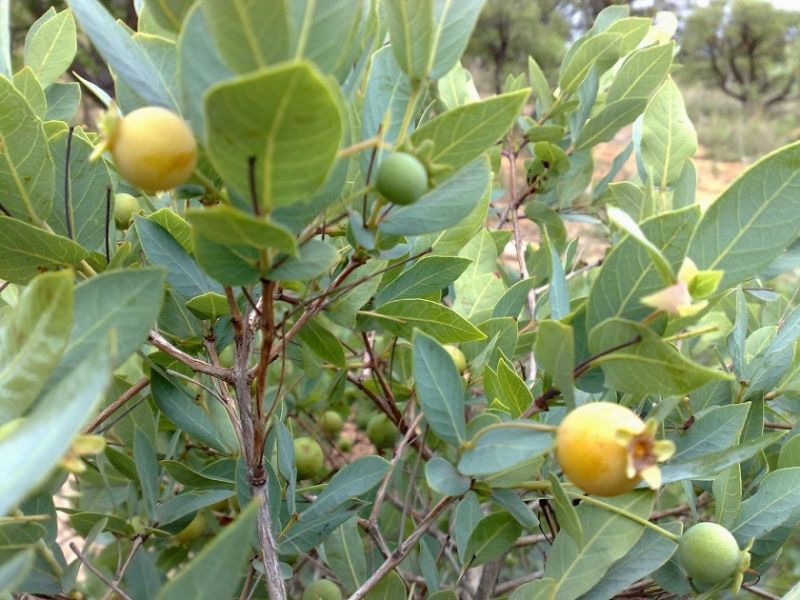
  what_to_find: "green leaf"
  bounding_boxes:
[464,512,522,567]
[155,500,259,600]
[672,404,749,462]
[559,32,621,93]
[380,156,492,236]
[606,206,674,285]
[0,271,72,421]
[491,489,539,529]
[202,0,291,73]
[429,0,486,79]
[425,457,470,496]
[151,372,230,453]
[778,435,800,469]
[155,490,234,526]
[545,492,654,600]
[136,216,222,299]
[48,127,112,253]
[0,217,89,284]
[640,77,697,189]
[322,517,366,595]
[365,570,407,600]
[186,205,297,256]
[362,43,413,147]
[0,77,55,224]
[177,4,233,137]
[297,317,345,367]
[574,98,647,150]
[267,239,339,282]
[23,9,76,87]
[134,428,159,519]
[528,56,552,112]
[452,229,505,323]
[147,208,192,252]
[604,17,650,53]
[731,467,800,545]
[688,138,800,285]
[458,423,554,476]
[0,549,34,594]
[0,346,111,516]
[713,465,742,528]
[494,358,532,418]
[493,277,535,320]
[586,206,698,332]
[192,233,260,287]
[160,460,235,491]
[588,318,731,395]
[375,255,471,306]
[146,0,194,32]
[659,432,785,484]
[185,292,229,320]
[301,456,389,522]
[410,89,529,172]
[45,82,81,122]
[454,492,482,562]
[13,67,46,118]
[578,521,681,600]
[549,473,583,545]
[606,43,674,103]
[412,331,467,445]
[384,0,435,80]
[510,578,557,600]
[68,0,177,109]
[535,320,575,409]
[204,61,344,210]
[49,268,166,384]
[375,299,486,344]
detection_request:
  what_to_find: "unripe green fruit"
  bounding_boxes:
[375,152,428,206]
[337,436,353,452]
[174,512,206,544]
[113,193,139,229]
[444,345,467,373]
[302,579,342,600]
[366,414,399,450]
[678,522,741,584]
[218,345,234,368]
[294,436,324,479]
[320,410,343,437]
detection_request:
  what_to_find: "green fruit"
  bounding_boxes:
[302,579,342,600]
[444,345,467,374]
[375,152,428,206]
[337,436,353,452]
[113,193,139,229]
[366,414,399,450]
[174,512,206,545]
[218,344,234,368]
[294,437,324,479]
[320,410,344,436]
[678,522,741,584]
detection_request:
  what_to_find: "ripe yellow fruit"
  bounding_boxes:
[444,345,467,373]
[556,402,646,496]
[108,107,197,194]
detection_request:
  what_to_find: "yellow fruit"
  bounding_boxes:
[555,402,645,496]
[174,511,206,544]
[108,107,197,194]
[444,345,467,373]
[294,436,324,479]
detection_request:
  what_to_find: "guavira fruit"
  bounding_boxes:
[294,436,324,479]
[337,436,353,452]
[555,401,674,497]
[302,579,342,600]
[678,522,743,585]
[174,511,206,545]
[320,410,343,437]
[374,152,428,206]
[366,413,399,450]
[113,193,139,230]
[107,106,197,194]
[444,344,467,374]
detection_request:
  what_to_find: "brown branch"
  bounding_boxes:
[69,543,133,600]
[148,330,235,383]
[84,378,150,433]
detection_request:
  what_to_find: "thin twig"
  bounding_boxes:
[69,543,133,600]
[99,535,146,600]
[148,330,235,383]
[741,584,781,600]
[64,126,75,240]
[103,186,112,263]
[85,378,149,433]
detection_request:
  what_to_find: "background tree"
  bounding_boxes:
[679,0,800,108]
[464,0,569,93]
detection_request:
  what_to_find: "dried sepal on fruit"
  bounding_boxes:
[555,401,675,496]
